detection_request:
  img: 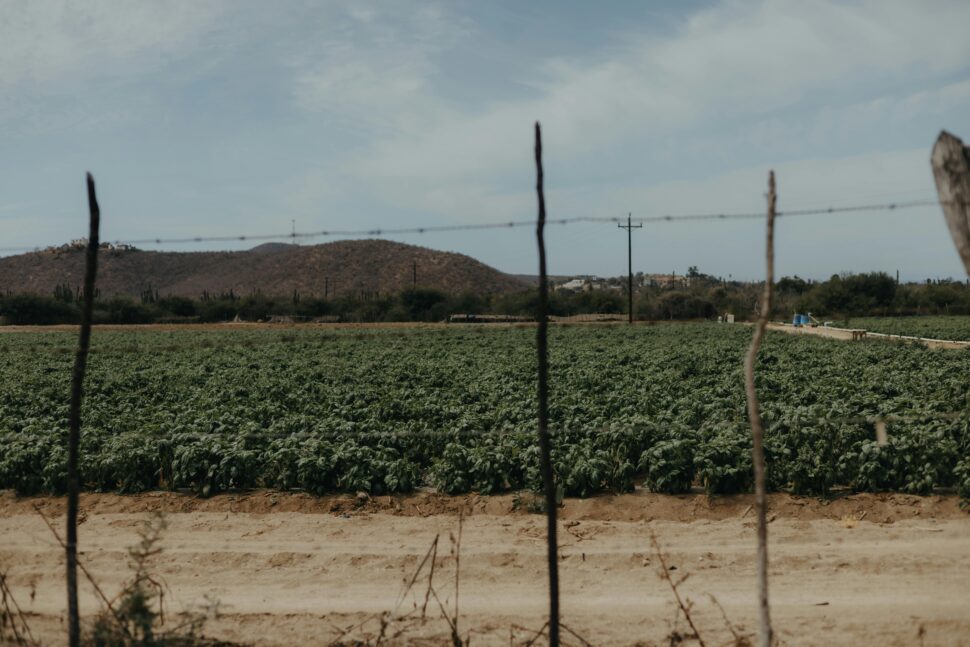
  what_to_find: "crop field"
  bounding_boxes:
[841,315,970,341]
[2,323,968,499]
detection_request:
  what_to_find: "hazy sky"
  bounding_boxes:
[2,0,969,280]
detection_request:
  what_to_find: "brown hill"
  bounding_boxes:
[0,240,528,299]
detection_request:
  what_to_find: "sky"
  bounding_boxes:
[1,0,969,281]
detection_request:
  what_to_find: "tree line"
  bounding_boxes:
[1,271,968,325]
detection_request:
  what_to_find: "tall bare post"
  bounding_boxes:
[931,131,970,276]
[618,214,642,324]
[744,171,775,647]
[67,173,101,647]
[534,121,560,647]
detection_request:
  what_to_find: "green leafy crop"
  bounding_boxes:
[0,322,967,498]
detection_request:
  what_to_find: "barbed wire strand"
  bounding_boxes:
[0,199,953,255]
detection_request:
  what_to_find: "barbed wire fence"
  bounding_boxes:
[4,131,970,647]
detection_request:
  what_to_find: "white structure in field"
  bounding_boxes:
[556,277,615,292]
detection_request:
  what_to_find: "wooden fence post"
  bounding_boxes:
[534,121,560,647]
[66,173,101,647]
[744,171,776,647]
[931,131,970,276]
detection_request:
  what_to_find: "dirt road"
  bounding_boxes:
[1,491,968,646]
[766,322,970,350]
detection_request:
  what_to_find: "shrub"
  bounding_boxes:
[640,438,696,494]
[0,429,66,495]
[85,434,161,493]
[694,429,753,495]
[170,434,262,496]
[846,429,959,495]
[556,441,610,498]
[955,458,970,500]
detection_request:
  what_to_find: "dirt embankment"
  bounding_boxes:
[2,490,969,646]
[3,489,966,522]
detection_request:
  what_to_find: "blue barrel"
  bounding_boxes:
[793,313,802,326]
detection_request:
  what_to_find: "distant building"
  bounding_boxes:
[643,273,692,288]
[555,277,614,292]
[558,278,590,291]
[556,274,690,291]
[44,239,138,254]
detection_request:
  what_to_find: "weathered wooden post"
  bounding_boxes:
[744,171,776,647]
[534,121,560,647]
[931,131,970,276]
[67,174,100,647]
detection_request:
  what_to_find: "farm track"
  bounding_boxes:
[767,322,970,349]
[2,491,969,646]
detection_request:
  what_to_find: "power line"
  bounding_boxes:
[0,199,951,255]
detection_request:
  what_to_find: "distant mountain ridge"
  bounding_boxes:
[0,239,528,298]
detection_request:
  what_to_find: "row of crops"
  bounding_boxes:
[0,323,968,498]
[841,315,970,341]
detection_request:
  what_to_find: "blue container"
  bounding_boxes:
[793,313,809,326]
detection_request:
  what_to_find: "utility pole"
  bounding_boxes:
[618,213,642,324]
[412,261,417,287]
[324,277,329,299]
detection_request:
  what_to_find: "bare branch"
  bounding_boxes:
[743,171,777,647]
[452,510,463,646]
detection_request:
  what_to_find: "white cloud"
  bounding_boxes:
[333,0,970,199]
[289,3,460,133]
[2,0,968,279]
[0,1,228,87]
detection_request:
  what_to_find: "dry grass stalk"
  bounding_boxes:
[0,568,39,647]
[33,504,133,639]
[331,514,467,646]
[650,531,707,647]
[706,593,751,647]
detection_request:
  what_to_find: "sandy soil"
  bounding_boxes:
[1,491,968,646]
